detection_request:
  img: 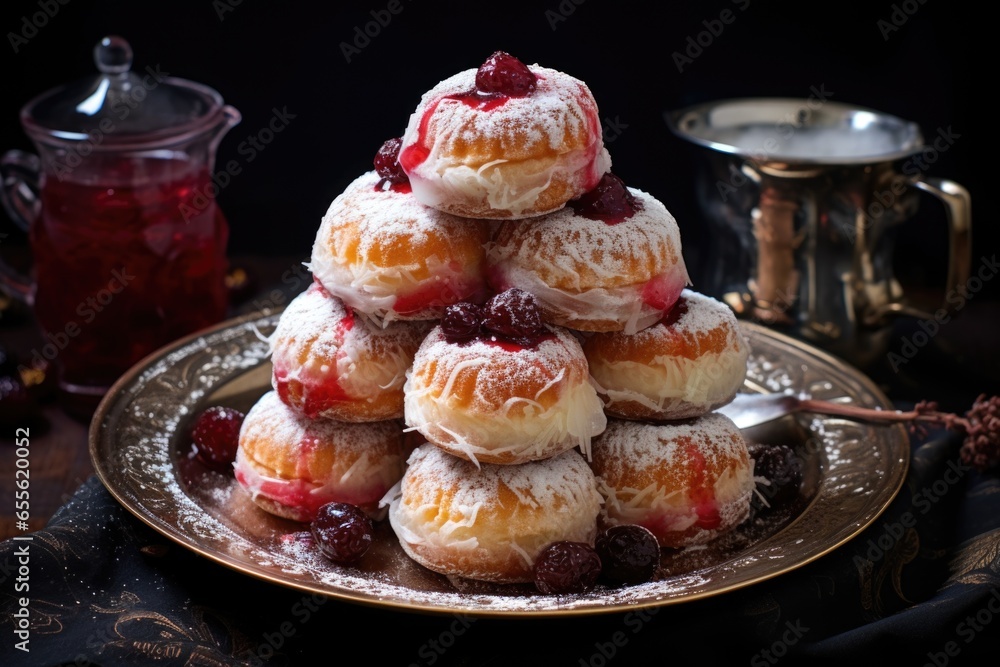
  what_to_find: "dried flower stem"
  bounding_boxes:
[797,395,1000,472]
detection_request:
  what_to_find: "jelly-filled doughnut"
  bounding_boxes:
[310,170,491,324]
[403,290,607,465]
[234,391,407,522]
[583,290,749,420]
[399,51,611,219]
[387,444,602,583]
[270,282,431,422]
[589,414,754,548]
[487,173,689,334]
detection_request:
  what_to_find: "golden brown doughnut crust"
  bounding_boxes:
[583,290,749,419]
[399,64,611,220]
[234,391,407,521]
[590,415,753,547]
[403,325,606,465]
[270,282,431,422]
[388,445,602,583]
[486,188,689,333]
[310,171,492,323]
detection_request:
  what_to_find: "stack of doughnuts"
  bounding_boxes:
[235,51,756,583]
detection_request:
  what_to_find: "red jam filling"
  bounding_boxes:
[684,442,721,530]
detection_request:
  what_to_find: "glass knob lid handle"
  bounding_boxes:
[94,36,133,75]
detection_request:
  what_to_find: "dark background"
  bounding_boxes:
[1,0,978,256]
[0,0,989,390]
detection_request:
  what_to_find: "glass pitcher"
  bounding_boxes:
[1,36,240,403]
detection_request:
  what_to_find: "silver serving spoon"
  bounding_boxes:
[720,390,916,429]
[718,392,805,429]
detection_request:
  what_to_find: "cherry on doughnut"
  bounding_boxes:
[476,51,537,97]
[441,302,482,343]
[570,172,643,224]
[482,288,544,343]
[374,137,408,185]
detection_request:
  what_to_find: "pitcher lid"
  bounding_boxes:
[667,98,924,166]
[20,36,229,148]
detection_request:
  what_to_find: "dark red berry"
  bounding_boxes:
[311,502,373,564]
[659,296,689,328]
[374,137,408,184]
[570,173,643,224]
[595,525,660,586]
[475,51,537,97]
[534,541,602,594]
[481,288,543,342]
[747,442,803,509]
[441,303,482,343]
[191,406,245,472]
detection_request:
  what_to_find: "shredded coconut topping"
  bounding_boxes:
[486,189,689,332]
[387,445,602,582]
[235,391,407,519]
[400,66,611,218]
[270,283,431,419]
[585,290,750,418]
[310,171,491,323]
[590,415,754,546]
[403,326,606,465]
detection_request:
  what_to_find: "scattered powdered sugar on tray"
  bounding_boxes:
[95,311,903,614]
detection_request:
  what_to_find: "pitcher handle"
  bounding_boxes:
[869,177,972,322]
[0,149,40,303]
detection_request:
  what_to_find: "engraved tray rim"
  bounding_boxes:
[89,312,909,618]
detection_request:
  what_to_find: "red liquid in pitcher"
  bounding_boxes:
[31,161,229,393]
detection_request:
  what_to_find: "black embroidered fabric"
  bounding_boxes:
[2,430,999,666]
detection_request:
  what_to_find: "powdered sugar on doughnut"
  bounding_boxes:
[487,188,690,333]
[387,444,602,582]
[403,326,606,465]
[590,415,753,547]
[234,391,407,521]
[270,282,430,421]
[586,290,750,418]
[400,66,611,219]
[310,171,490,324]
